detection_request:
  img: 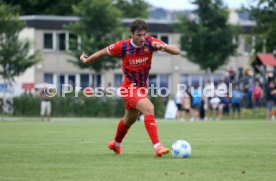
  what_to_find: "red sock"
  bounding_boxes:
[144,115,160,145]
[114,120,129,143]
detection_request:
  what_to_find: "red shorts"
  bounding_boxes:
[120,86,148,110]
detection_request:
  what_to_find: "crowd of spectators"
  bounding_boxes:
[175,69,276,121]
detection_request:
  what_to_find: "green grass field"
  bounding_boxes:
[0,118,276,181]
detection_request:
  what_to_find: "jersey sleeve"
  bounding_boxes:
[147,35,167,51]
[106,40,123,57]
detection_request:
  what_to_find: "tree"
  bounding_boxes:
[247,0,276,53]
[0,3,40,83]
[113,0,148,18]
[2,0,79,15]
[66,0,125,72]
[4,0,149,18]
[175,0,238,72]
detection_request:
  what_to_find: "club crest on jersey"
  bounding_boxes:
[143,45,150,53]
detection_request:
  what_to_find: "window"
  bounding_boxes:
[244,42,251,53]
[69,33,78,51]
[96,74,102,87]
[190,74,201,86]
[149,75,157,94]
[58,33,66,50]
[114,74,123,87]
[43,33,53,49]
[149,75,157,87]
[46,32,79,51]
[59,75,65,86]
[149,34,170,44]
[92,74,102,88]
[160,75,169,88]
[44,73,53,84]
[159,74,169,96]
[68,75,76,87]
[80,74,90,88]
[148,74,170,95]
[59,75,65,94]
[181,74,205,87]
[160,35,169,44]
[180,74,189,85]
[151,34,158,38]
[212,74,223,86]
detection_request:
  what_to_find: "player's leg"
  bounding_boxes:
[267,101,274,119]
[114,109,140,143]
[41,101,45,121]
[46,102,51,121]
[122,109,141,126]
[108,109,140,154]
[237,103,241,119]
[180,110,185,121]
[135,98,170,157]
[176,104,181,120]
[218,104,223,120]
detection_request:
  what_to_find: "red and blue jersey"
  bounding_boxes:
[106,35,165,88]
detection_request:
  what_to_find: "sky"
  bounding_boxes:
[145,0,252,10]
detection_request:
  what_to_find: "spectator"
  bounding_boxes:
[245,79,254,108]
[228,67,236,81]
[0,97,3,114]
[40,87,51,121]
[231,85,243,119]
[217,78,227,97]
[265,81,276,120]
[252,81,263,108]
[217,79,228,119]
[209,96,221,120]
[203,80,215,121]
[191,85,202,121]
[220,93,231,118]
[175,85,185,121]
[182,91,192,121]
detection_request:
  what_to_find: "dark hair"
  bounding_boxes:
[130,19,148,33]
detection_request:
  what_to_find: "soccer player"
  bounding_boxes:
[80,19,180,157]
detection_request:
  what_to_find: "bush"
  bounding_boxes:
[240,108,266,119]
[13,96,166,118]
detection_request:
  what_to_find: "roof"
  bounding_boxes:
[20,14,254,33]
[256,53,276,66]
[21,15,79,21]
[20,15,174,33]
[20,15,79,30]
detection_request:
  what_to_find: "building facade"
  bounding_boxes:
[15,11,255,96]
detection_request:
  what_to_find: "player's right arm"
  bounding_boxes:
[80,41,123,64]
[80,48,109,64]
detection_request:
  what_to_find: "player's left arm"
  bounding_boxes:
[151,41,180,55]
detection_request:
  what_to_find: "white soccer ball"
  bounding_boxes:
[171,140,192,158]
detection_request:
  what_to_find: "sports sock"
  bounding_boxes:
[115,141,121,147]
[153,143,161,149]
[144,114,160,145]
[114,120,129,143]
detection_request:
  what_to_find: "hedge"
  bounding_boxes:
[13,96,166,118]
